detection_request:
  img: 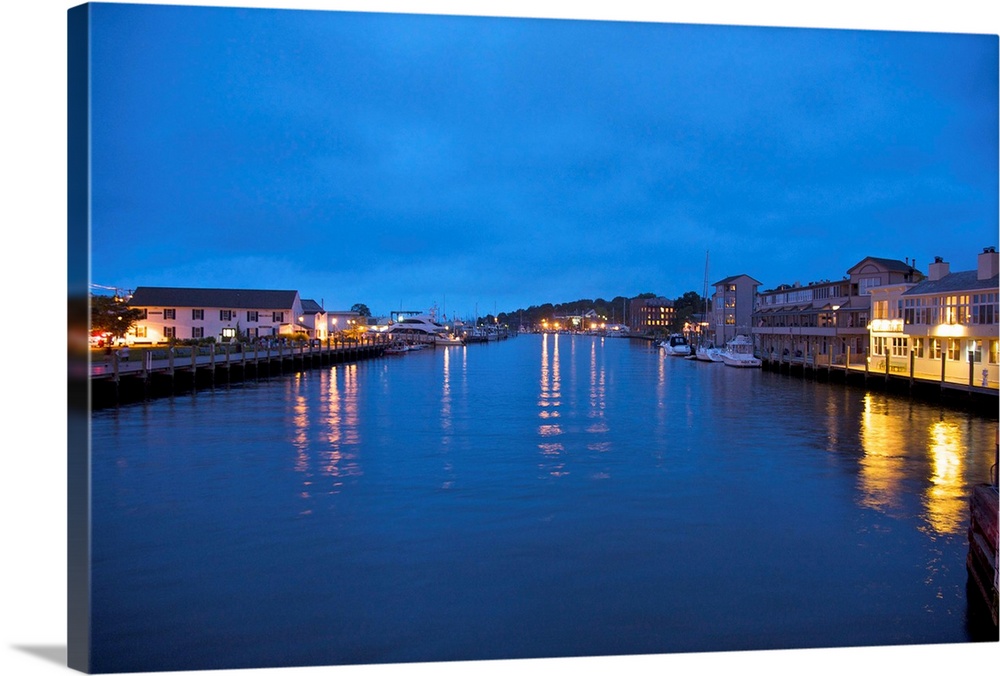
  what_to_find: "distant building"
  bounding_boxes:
[326,310,365,335]
[127,286,304,344]
[711,274,760,345]
[628,297,674,335]
[889,248,999,387]
[299,299,327,340]
[753,257,922,363]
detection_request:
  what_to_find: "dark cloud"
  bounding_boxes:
[90,5,998,317]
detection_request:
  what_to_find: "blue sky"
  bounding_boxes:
[88,2,998,319]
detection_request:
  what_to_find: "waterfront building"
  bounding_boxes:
[299,299,328,340]
[753,257,922,364]
[890,248,999,387]
[710,274,760,345]
[126,286,305,344]
[628,296,674,336]
[326,310,365,336]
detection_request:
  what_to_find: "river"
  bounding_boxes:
[88,333,998,672]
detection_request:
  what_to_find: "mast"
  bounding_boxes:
[703,250,710,344]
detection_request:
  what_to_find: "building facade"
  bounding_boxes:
[126,287,305,344]
[299,299,328,340]
[753,257,923,364]
[628,297,675,336]
[711,274,760,345]
[889,248,999,387]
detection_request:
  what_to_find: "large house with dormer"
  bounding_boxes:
[126,287,306,344]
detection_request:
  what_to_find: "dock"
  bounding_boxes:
[760,351,998,415]
[90,336,389,408]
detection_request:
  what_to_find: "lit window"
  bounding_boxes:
[947,339,961,361]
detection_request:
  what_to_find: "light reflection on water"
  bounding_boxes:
[89,334,998,673]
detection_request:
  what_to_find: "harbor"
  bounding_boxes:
[85,333,999,673]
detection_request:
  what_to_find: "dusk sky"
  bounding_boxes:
[88,2,998,319]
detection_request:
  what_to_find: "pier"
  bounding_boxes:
[760,350,998,415]
[966,434,999,631]
[90,336,389,408]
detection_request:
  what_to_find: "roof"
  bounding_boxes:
[901,271,1000,297]
[300,299,324,314]
[848,256,919,274]
[129,286,300,309]
[712,274,762,286]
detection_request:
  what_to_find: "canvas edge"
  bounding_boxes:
[67,3,92,673]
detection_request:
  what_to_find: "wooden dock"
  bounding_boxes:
[967,472,999,630]
[90,337,389,408]
[760,353,998,415]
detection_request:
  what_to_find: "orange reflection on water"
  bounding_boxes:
[318,364,363,492]
[857,394,973,535]
[538,334,565,476]
[924,421,965,535]
[857,393,907,513]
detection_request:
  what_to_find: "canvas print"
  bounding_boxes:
[68,2,999,674]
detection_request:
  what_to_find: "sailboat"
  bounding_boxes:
[694,250,722,363]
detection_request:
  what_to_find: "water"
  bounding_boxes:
[89,334,998,672]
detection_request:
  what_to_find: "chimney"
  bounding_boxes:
[928,256,950,282]
[978,246,999,281]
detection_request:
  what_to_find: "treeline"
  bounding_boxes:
[490,290,710,334]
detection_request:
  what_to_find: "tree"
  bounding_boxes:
[350,303,371,317]
[90,294,144,343]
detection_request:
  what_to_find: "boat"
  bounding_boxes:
[660,333,692,356]
[721,335,762,368]
[695,344,724,362]
[387,315,464,346]
[384,341,410,355]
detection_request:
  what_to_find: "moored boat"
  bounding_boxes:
[660,333,692,357]
[695,345,723,362]
[388,315,464,346]
[721,335,761,368]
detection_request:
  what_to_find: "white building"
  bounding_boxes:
[126,287,305,344]
[891,248,999,387]
[299,299,328,340]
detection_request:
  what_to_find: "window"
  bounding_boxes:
[246,327,258,338]
[135,326,147,338]
[221,328,236,339]
[972,293,998,325]
[247,310,259,322]
[163,308,176,320]
[163,326,176,339]
[948,339,961,361]
[859,277,881,295]
[192,327,204,339]
[913,338,924,359]
[273,311,284,322]
[873,336,887,356]
[891,337,908,357]
[990,340,999,365]
[873,300,888,320]
[931,338,942,360]
[220,310,233,321]
[970,340,983,363]
[192,309,204,320]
